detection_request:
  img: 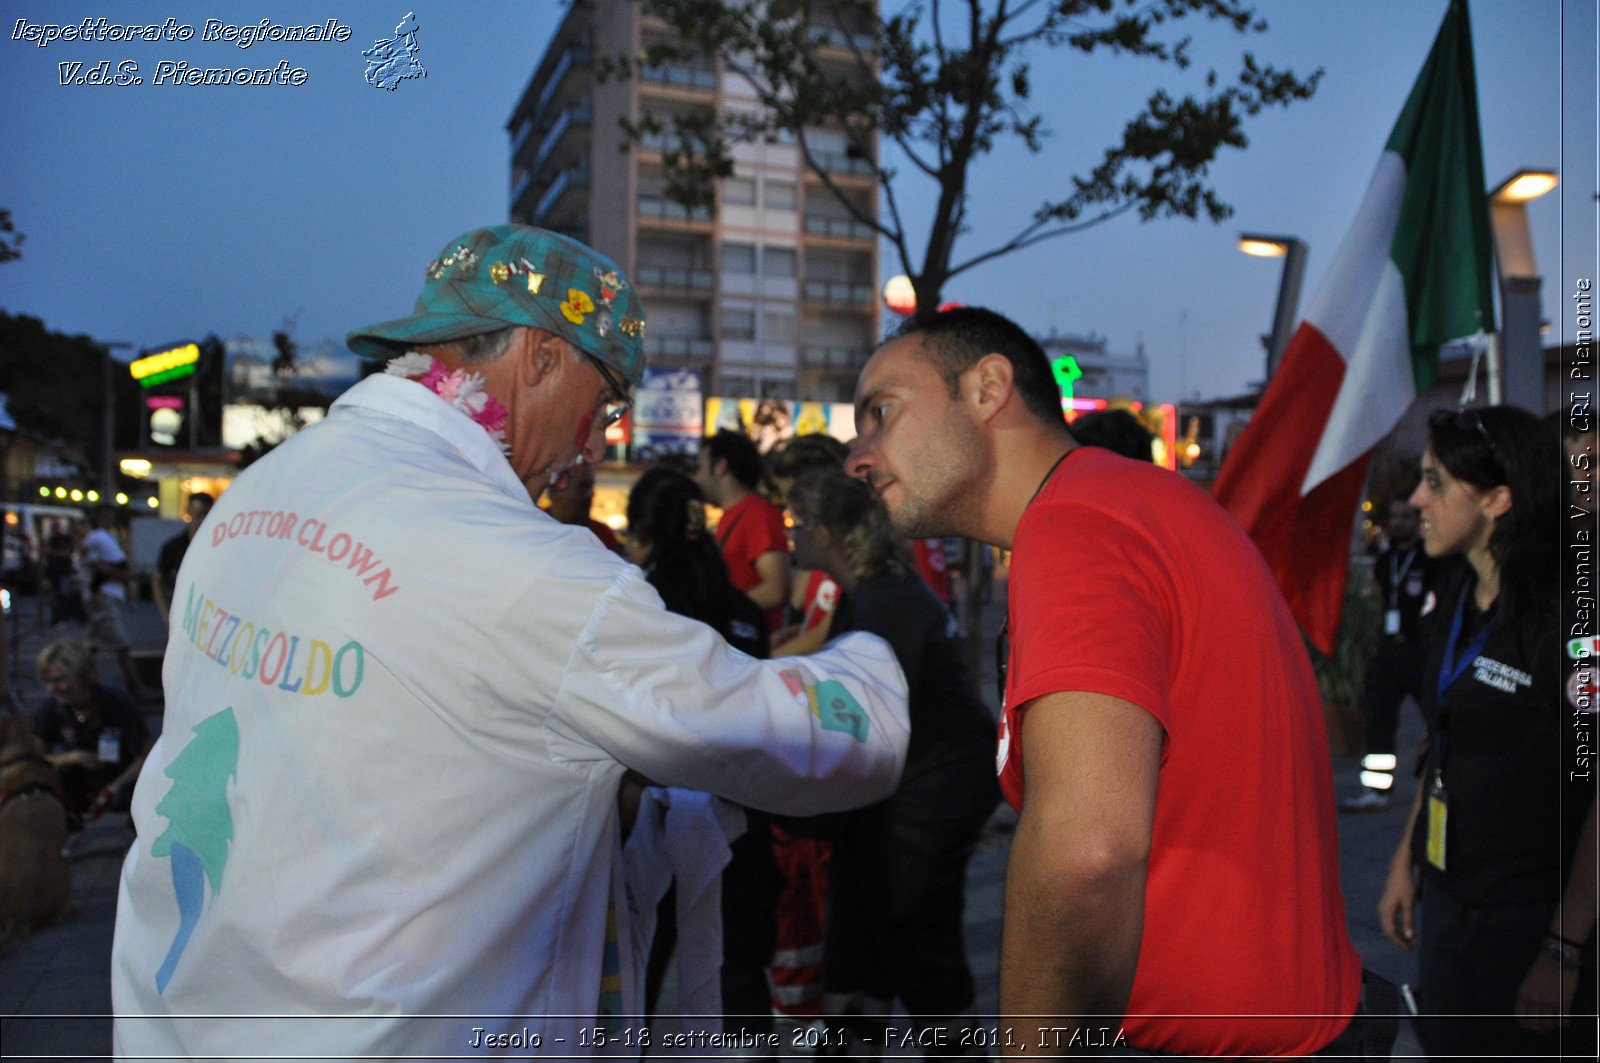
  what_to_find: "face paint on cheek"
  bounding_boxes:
[573,409,597,449]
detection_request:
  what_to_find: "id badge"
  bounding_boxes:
[1384,608,1402,636]
[97,731,121,765]
[1425,774,1448,871]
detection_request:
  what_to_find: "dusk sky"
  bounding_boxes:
[2,0,1595,403]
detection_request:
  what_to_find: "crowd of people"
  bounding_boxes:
[12,222,1573,1059]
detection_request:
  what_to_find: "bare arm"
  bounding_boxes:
[151,572,171,624]
[745,549,792,613]
[1378,782,1426,950]
[1516,797,1598,1031]
[1000,690,1162,1053]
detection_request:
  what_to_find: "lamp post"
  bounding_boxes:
[1238,234,1308,382]
[1488,168,1558,414]
[99,342,134,500]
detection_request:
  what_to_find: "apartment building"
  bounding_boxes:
[508,0,880,403]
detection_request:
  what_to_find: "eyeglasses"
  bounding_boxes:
[581,351,631,428]
[1455,406,1506,472]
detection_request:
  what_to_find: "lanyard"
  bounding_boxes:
[1435,584,1492,708]
[1387,546,1418,607]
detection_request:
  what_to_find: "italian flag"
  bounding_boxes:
[1213,0,1496,655]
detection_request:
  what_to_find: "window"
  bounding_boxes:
[721,308,757,341]
[722,242,756,274]
[763,181,797,210]
[761,247,797,278]
[723,177,757,206]
[764,311,796,344]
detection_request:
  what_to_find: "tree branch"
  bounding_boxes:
[946,200,1139,279]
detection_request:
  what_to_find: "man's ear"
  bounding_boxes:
[969,352,1015,424]
[511,329,566,387]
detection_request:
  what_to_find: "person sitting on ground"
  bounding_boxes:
[32,638,151,823]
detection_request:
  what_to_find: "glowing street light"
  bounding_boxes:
[1489,168,1557,412]
[882,274,916,316]
[1237,233,1308,381]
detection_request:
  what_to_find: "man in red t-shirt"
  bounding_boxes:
[846,308,1366,1058]
[697,430,791,632]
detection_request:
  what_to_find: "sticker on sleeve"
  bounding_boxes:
[807,680,868,743]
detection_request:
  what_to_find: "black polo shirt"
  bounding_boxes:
[1414,566,1593,907]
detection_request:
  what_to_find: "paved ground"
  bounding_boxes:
[0,580,1427,1059]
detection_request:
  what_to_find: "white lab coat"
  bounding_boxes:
[111,373,908,1059]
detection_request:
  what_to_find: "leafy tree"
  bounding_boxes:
[0,312,143,458]
[604,0,1320,317]
[0,210,23,264]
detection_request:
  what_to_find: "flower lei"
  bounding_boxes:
[385,352,511,455]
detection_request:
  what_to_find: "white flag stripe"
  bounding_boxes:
[1300,151,1415,495]
[1302,260,1414,493]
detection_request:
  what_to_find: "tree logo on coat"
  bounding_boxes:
[151,708,239,994]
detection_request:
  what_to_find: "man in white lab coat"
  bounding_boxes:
[111,225,909,1058]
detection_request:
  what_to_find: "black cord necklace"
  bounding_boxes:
[996,446,1074,703]
[1028,447,1074,508]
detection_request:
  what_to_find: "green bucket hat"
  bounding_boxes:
[346,225,648,388]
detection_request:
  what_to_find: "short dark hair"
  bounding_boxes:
[189,492,215,509]
[1068,409,1154,462]
[702,429,765,490]
[892,306,1062,424]
[770,433,849,482]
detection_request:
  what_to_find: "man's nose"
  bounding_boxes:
[846,437,874,481]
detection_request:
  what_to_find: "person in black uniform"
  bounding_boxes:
[788,467,999,1055]
[1377,406,1597,1059]
[1342,495,1433,811]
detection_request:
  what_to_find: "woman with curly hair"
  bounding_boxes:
[787,467,999,1053]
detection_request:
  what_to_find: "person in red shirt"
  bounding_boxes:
[846,307,1370,1058]
[697,430,791,632]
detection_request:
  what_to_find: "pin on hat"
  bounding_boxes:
[346,225,648,388]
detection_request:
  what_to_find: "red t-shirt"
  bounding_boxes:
[912,538,950,604]
[997,447,1360,1058]
[715,493,790,629]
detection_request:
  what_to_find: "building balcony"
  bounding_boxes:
[807,24,876,53]
[811,150,877,178]
[640,62,717,92]
[533,165,590,222]
[534,104,591,170]
[646,335,714,359]
[637,197,715,224]
[803,214,877,242]
[801,345,872,370]
[802,280,874,306]
[635,265,715,291]
[533,46,591,119]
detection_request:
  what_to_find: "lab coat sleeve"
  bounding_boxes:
[545,566,910,816]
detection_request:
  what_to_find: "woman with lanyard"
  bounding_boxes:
[1377,406,1596,1058]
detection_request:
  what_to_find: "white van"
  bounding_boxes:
[1,502,87,590]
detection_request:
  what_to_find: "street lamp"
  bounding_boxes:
[1238,234,1308,382]
[1489,168,1558,413]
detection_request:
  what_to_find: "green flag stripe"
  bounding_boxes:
[1383,0,1497,395]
